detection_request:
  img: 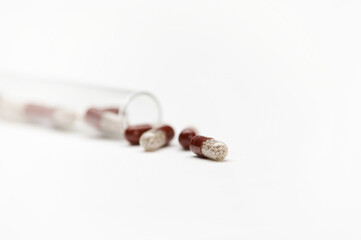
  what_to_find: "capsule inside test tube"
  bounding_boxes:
[84,107,122,135]
[0,97,76,129]
[24,103,77,129]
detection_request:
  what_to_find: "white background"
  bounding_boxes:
[1,0,361,239]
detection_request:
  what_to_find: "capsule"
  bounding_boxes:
[0,98,76,129]
[124,124,152,145]
[139,125,175,151]
[190,136,228,161]
[84,107,122,134]
[0,98,25,121]
[24,104,77,129]
[178,127,197,149]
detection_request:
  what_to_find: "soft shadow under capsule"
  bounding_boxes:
[190,135,228,161]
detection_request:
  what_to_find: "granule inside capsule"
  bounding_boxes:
[140,130,167,151]
[202,139,228,161]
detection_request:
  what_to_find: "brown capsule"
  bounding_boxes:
[190,136,212,157]
[84,107,120,128]
[84,107,122,134]
[139,125,175,151]
[84,108,103,128]
[190,135,228,161]
[178,128,197,149]
[124,124,152,145]
[24,104,76,129]
[157,125,175,145]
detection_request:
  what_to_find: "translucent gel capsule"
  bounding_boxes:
[139,125,175,151]
[125,124,153,145]
[190,136,228,161]
[178,127,197,150]
[84,107,122,135]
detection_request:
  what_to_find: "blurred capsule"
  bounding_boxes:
[190,135,228,161]
[125,124,153,145]
[178,127,197,150]
[24,104,76,129]
[0,98,76,129]
[140,125,174,151]
[84,107,122,135]
[0,98,25,121]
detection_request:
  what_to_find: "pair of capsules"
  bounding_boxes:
[179,128,228,161]
[125,124,175,151]
[0,97,122,133]
[125,125,228,161]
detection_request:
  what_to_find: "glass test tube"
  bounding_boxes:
[0,74,162,137]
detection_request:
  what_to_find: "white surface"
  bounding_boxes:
[1,0,361,239]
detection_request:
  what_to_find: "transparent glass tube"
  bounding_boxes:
[0,74,162,137]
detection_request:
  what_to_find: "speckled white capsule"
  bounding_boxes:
[190,136,228,161]
[139,125,175,151]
